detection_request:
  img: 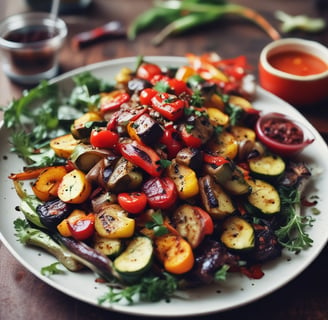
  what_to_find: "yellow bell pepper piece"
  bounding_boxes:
[206,107,230,127]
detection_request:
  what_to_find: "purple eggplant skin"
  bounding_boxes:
[36,198,73,230]
[181,239,240,287]
[54,233,121,282]
[251,224,282,263]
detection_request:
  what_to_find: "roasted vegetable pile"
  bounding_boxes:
[4,53,316,304]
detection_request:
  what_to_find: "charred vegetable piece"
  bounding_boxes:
[249,154,286,181]
[114,236,153,283]
[251,223,282,262]
[57,169,92,204]
[95,204,135,239]
[154,233,194,274]
[175,147,203,172]
[206,130,238,159]
[32,166,67,202]
[36,198,73,230]
[246,179,281,216]
[128,113,164,145]
[70,112,104,140]
[220,216,255,251]
[70,144,114,173]
[183,239,240,286]
[107,157,143,193]
[118,139,163,177]
[50,134,79,159]
[54,233,120,281]
[142,177,178,210]
[172,204,213,248]
[93,234,123,258]
[166,159,199,200]
[199,175,236,219]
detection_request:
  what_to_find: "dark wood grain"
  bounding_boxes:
[1,1,327,319]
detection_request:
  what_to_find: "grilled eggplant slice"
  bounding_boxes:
[199,175,236,219]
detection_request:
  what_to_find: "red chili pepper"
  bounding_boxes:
[68,214,95,241]
[118,140,163,177]
[151,92,185,121]
[100,92,130,114]
[142,177,178,209]
[179,125,202,148]
[203,153,229,166]
[118,192,148,214]
[160,124,183,159]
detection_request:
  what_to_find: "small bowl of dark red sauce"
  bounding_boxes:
[255,112,315,157]
[0,12,67,85]
[258,38,328,106]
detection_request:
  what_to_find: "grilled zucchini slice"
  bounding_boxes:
[248,154,285,181]
[113,236,153,283]
[246,179,281,216]
[221,216,255,251]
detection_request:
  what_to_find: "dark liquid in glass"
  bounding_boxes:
[4,25,58,75]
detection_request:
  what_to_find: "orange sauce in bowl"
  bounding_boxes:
[268,50,328,76]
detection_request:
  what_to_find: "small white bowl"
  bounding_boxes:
[258,38,328,106]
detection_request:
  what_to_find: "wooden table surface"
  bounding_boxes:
[0,1,327,319]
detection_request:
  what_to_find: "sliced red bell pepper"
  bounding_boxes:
[118,140,163,177]
[142,177,178,210]
[179,124,202,148]
[151,92,186,121]
[118,192,147,214]
[203,153,229,166]
[160,124,183,159]
[100,91,130,114]
[136,63,162,81]
[139,88,158,105]
[193,206,214,236]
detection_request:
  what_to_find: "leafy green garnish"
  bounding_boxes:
[276,186,315,252]
[214,264,230,281]
[98,273,178,305]
[153,80,170,93]
[145,210,169,236]
[41,262,65,276]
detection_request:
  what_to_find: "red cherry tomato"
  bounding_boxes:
[137,63,162,81]
[90,128,119,149]
[142,177,178,210]
[68,214,95,241]
[118,192,147,214]
[139,88,158,105]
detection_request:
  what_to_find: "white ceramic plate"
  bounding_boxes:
[1,57,327,317]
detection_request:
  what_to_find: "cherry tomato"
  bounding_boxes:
[143,177,178,210]
[68,214,95,241]
[136,63,162,81]
[100,92,130,114]
[90,128,119,149]
[151,92,185,121]
[118,192,147,214]
[139,88,158,105]
[193,206,214,235]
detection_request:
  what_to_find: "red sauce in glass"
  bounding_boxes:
[268,50,328,76]
[262,118,304,145]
